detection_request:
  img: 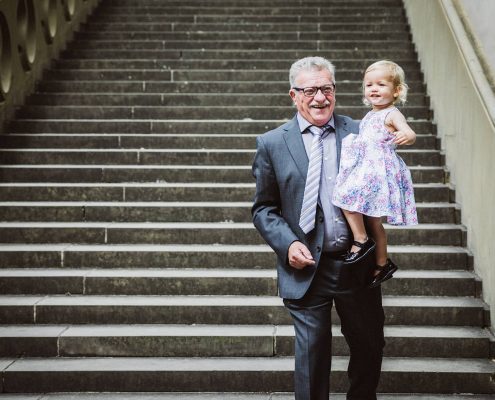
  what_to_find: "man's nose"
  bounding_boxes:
[313,89,326,101]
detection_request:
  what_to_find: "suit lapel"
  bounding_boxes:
[283,113,355,176]
[283,116,308,179]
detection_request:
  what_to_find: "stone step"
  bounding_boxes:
[0,183,451,203]
[0,149,441,167]
[89,15,407,25]
[0,394,494,400]
[1,356,494,393]
[84,21,408,33]
[0,222,465,246]
[0,244,469,270]
[0,324,490,358]
[35,80,427,95]
[0,269,477,297]
[17,105,431,120]
[95,6,405,16]
[0,295,485,325]
[89,13,406,23]
[74,31,412,41]
[82,21,410,33]
[0,133,439,150]
[60,48,418,60]
[69,40,415,52]
[0,165,444,184]
[102,0,403,6]
[41,68,421,82]
[26,93,428,107]
[53,58,420,71]
[0,202,458,224]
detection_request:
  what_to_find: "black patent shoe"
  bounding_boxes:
[369,258,398,288]
[343,237,376,264]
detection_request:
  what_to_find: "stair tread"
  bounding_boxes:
[2,356,494,373]
[0,148,439,153]
[0,221,462,227]
[0,324,489,339]
[0,268,475,279]
[0,201,454,207]
[0,243,468,252]
[0,295,484,308]
[0,394,493,400]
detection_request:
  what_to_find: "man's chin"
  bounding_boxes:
[310,111,332,125]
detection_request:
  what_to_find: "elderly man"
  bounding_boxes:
[251,57,385,400]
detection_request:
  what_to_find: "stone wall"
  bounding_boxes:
[404,0,495,331]
[0,0,100,132]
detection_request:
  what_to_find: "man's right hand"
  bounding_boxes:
[288,241,316,269]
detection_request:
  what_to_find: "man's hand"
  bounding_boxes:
[288,241,316,269]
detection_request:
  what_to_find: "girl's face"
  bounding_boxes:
[363,68,400,110]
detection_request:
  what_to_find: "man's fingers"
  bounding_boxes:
[299,247,314,261]
[288,241,316,269]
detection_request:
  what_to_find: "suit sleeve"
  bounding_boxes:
[251,136,299,262]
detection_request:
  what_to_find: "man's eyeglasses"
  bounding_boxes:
[293,84,336,97]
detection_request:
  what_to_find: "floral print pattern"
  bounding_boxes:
[332,107,418,225]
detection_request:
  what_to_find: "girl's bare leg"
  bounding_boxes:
[342,210,369,253]
[366,216,388,270]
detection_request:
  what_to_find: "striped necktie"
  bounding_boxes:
[299,125,330,234]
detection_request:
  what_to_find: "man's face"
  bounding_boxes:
[289,68,336,127]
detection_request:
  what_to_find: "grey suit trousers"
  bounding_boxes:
[284,252,385,400]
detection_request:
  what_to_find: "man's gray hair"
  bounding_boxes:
[289,56,336,87]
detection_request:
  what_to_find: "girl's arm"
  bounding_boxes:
[386,109,416,145]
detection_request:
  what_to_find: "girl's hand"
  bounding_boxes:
[393,130,416,145]
[386,109,417,146]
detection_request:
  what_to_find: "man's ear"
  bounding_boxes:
[289,89,297,104]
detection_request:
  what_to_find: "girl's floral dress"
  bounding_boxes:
[332,107,418,225]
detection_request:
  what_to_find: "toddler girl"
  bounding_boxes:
[332,60,418,288]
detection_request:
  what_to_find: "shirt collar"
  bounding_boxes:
[296,113,335,135]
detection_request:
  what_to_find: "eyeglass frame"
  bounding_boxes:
[292,84,336,97]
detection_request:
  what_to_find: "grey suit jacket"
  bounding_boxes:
[251,113,359,299]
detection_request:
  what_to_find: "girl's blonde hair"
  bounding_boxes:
[363,60,408,106]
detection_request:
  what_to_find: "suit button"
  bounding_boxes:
[319,216,324,223]
[316,246,321,253]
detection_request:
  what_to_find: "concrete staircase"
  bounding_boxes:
[0,0,494,397]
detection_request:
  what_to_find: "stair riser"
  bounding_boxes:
[0,249,468,270]
[74,32,411,41]
[0,276,475,297]
[0,335,488,358]
[70,41,414,52]
[89,14,406,23]
[95,7,405,16]
[27,93,427,107]
[42,69,420,82]
[61,49,418,60]
[0,134,438,150]
[0,205,456,224]
[84,22,408,33]
[34,81,427,96]
[0,167,443,184]
[0,226,464,246]
[103,0,403,6]
[0,185,450,203]
[0,151,440,167]
[55,58,418,70]
[3,369,492,394]
[17,106,431,120]
[3,370,494,393]
[0,304,484,326]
